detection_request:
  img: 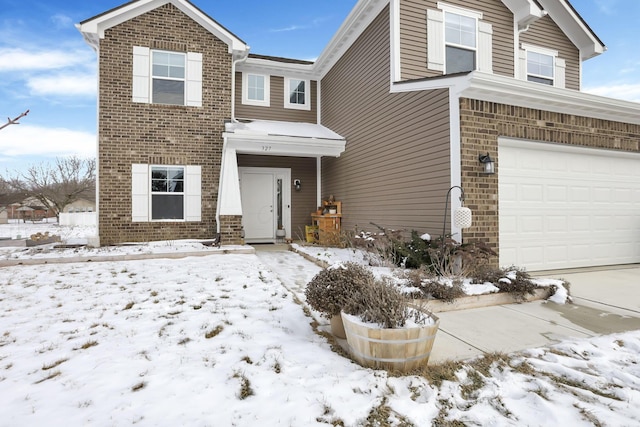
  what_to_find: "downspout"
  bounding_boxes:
[217,51,249,234]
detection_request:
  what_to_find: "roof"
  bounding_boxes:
[248,54,313,65]
[76,0,248,54]
[226,120,344,141]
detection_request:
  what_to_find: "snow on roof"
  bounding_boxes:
[226,120,344,141]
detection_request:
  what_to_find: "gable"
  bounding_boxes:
[77,0,248,55]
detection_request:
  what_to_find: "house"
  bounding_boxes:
[63,198,96,214]
[78,0,640,271]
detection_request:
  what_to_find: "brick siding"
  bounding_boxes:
[97,3,231,245]
[459,98,640,265]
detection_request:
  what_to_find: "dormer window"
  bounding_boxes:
[284,78,310,110]
[519,44,566,88]
[242,73,270,107]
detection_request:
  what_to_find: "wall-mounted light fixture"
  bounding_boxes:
[478,153,495,175]
[293,179,302,191]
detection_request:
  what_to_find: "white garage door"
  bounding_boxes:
[499,139,640,271]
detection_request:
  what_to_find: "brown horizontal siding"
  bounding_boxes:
[321,5,452,238]
[520,15,580,90]
[235,73,317,123]
[237,155,317,240]
[400,0,514,80]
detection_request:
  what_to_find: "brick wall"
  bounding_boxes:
[219,215,243,245]
[459,98,640,264]
[97,4,231,245]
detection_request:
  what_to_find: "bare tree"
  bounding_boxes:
[0,177,24,214]
[12,157,96,221]
[0,110,29,131]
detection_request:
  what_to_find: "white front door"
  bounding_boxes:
[239,167,291,243]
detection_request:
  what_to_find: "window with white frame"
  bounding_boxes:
[151,166,184,220]
[284,78,310,110]
[151,51,186,105]
[427,3,492,74]
[519,44,565,88]
[132,46,203,107]
[444,11,477,74]
[132,164,201,222]
[527,51,554,85]
[242,73,270,107]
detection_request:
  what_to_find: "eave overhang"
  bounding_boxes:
[237,57,316,80]
[501,0,546,31]
[223,120,346,157]
[392,72,640,126]
[76,0,248,55]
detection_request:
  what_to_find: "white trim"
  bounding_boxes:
[223,132,345,157]
[241,72,270,107]
[151,50,186,105]
[499,137,640,160]
[437,2,482,20]
[218,143,243,217]
[448,90,463,243]
[390,0,401,82]
[314,0,388,78]
[316,157,322,208]
[391,70,640,124]
[520,43,558,58]
[284,77,311,110]
[77,0,248,54]
[238,58,315,79]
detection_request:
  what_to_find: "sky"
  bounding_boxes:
[0,0,639,177]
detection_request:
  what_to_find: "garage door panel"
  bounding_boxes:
[499,140,640,270]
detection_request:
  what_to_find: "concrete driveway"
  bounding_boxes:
[430,265,640,364]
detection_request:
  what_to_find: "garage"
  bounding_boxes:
[498,138,640,271]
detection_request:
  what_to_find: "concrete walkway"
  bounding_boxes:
[254,244,640,364]
[427,266,640,363]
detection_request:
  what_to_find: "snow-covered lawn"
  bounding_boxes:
[1,222,640,425]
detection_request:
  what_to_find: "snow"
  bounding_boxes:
[1,222,640,425]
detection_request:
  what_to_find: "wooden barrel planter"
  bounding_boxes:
[330,314,346,339]
[341,312,440,373]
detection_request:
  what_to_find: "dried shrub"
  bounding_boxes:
[304,262,375,318]
[473,265,537,302]
[400,267,465,303]
[343,279,430,329]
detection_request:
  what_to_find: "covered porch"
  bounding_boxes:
[218,120,345,244]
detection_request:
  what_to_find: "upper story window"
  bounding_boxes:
[284,78,310,110]
[242,73,270,107]
[444,12,477,74]
[527,51,554,85]
[132,46,202,107]
[519,44,565,88]
[427,3,492,75]
[152,51,186,105]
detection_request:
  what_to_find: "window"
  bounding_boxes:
[527,51,554,85]
[427,4,492,74]
[151,166,184,220]
[284,78,310,110]
[132,164,201,222]
[132,46,202,107]
[151,51,185,105]
[520,44,565,88]
[242,73,270,107]
[444,12,476,74]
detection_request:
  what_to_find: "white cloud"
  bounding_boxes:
[51,14,73,30]
[269,25,308,33]
[27,73,97,97]
[0,48,92,72]
[0,125,95,158]
[584,83,640,103]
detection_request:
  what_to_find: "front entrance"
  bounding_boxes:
[239,167,291,243]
